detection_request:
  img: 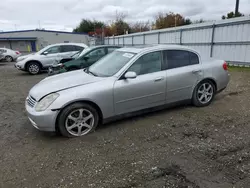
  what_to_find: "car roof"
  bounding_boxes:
[117,44,196,54]
[48,43,88,47]
[91,45,120,48]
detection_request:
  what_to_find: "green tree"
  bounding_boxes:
[110,11,130,35]
[153,12,191,29]
[222,11,244,19]
[130,21,151,33]
[73,19,105,33]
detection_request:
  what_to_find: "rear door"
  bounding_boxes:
[60,45,80,58]
[164,50,203,103]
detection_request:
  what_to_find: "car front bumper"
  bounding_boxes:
[25,102,58,132]
[14,63,25,71]
[48,66,67,76]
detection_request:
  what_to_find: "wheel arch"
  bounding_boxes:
[195,78,217,91]
[25,60,43,71]
[55,100,104,132]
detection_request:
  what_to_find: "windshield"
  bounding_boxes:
[76,47,94,59]
[88,51,136,77]
[71,50,81,58]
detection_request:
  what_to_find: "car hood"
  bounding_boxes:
[29,70,104,101]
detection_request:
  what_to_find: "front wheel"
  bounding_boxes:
[192,80,215,107]
[57,103,99,137]
[27,62,41,75]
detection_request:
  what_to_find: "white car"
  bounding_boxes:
[0,48,21,62]
[15,43,88,75]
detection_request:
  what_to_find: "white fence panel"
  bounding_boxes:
[145,34,158,44]
[104,16,250,63]
[133,35,143,45]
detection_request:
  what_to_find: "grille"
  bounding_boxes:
[27,95,37,108]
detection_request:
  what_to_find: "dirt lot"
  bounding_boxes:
[1,62,250,188]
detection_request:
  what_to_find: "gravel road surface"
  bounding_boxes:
[1,62,250,188]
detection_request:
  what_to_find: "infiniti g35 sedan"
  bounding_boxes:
[26,45,230,137]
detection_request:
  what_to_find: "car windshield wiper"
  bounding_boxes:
[85,68,98,77]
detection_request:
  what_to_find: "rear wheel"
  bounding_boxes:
[192,80,215,107]
[5,56,13,62]
[57,103,99,137]
[27,62,41,75]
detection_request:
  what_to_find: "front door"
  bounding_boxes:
[114,51,167,115]
[40,45,62,67]
[164,50,204,103]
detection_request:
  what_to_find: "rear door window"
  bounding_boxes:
[61,45,77,52]
[75,46,84,51]
[164,50,199,69]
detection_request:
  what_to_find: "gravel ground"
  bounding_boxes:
[1,62,250,188]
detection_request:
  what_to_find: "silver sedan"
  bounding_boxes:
[26,45,230,137]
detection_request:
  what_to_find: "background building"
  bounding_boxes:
[0,29,90,52]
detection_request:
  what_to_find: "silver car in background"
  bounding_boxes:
[0,48,21,62]
[15,43,88,75]
[26,45,230,137]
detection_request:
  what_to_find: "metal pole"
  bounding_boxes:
[180,30,182,45]
[123,36,125,46]
[235,0,240,16]
[210,24,216,57]
[132,36,134,46]
[158,32,160,44]
[143,34,145,45]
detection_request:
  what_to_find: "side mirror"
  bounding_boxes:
[43,51,48,55]
[124,71,137,79]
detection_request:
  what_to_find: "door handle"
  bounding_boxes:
[154,77,164,82]
[192,70,202,74]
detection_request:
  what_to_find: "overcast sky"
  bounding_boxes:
[1,0,250,32]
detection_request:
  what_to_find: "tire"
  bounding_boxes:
[27,62,41,75]
[5,56,13,62]
[192,80,215,107]
[57,102,99,138]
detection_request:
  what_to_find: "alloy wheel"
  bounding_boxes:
[28,64,39,74]
[65,108,95,136]
[197,83,214,104]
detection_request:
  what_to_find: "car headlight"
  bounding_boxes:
[17,56,27,62]
[35,93,59,112]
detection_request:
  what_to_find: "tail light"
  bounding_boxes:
[15,51,20,55]
[223,62,228,71]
